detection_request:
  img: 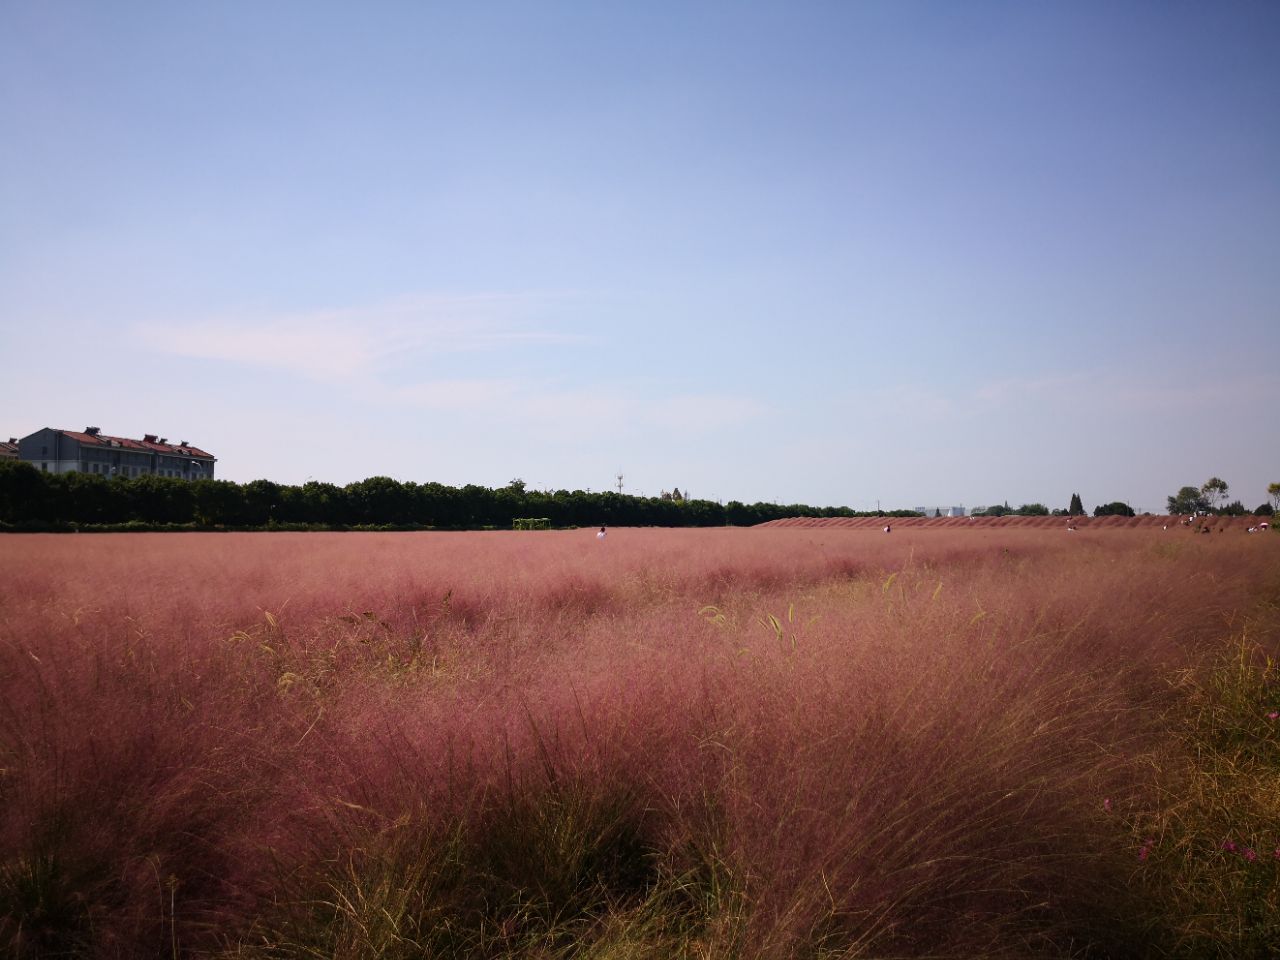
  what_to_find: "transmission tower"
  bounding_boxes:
[616,471,624,494]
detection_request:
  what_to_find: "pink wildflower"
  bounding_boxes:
[1244,847,1258,862]
[1103,798,1112,813]
[1222,840,1237,852]
[1138,839,1153,861]
[1268,712,1278,720]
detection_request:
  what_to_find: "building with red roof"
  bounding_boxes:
[17,427,216,480]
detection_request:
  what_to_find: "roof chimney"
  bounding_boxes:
[159,438,168,445]
[179,440,188,447]
[85,426,100,435]
[143,434,158,443]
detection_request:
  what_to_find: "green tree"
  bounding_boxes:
[192,479,246,526]
[1068,493,1085,516]
[1016,503,1049,516]
[1201,477,1229,511]
[345,476,417,525]
[123,474,196,524]
[1093,501,1136,517]
[1167,486,1208,515]
[242,479,284,525]
[1268,482,1280,512]
[0,460,53,523]
[295,480,346,525]
[63,471,118,523]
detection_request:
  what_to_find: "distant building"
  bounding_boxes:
[913,505,967,517]
[17,427,216,480]
[0,438,18,460]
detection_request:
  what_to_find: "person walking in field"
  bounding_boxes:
[597,526,607,540]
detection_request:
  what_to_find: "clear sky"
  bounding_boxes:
[3,1,1277,513]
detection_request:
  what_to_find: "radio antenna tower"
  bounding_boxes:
[616,471,624,494]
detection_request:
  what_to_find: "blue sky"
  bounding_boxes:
[3,1,1277,512]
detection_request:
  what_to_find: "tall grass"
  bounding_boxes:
[1,529,1278,957]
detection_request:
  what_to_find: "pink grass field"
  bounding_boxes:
[3,527,1280,958]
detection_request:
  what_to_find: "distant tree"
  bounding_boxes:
[934,508,942,518]
[1219,500,1247,517]
[671,487,683,501]
[1051,508,1069,517]
[506,478,527,494]
[1257,502,1275,517]
[123,474,195,524]
[0,460,53,523]
[1201,477,1229,511]
[1269,482,1280,512]
[297,480,346,525]
[1068,493,1085,516]
[242,478,284,525]
[53,471,122,524]
[1167,485,1209,515]
[1094,501,1136,517]
[345,476,415,525]
[1016,503,1049,516]
[192,479,246,526]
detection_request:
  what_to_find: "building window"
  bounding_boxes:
[41,463,48,472]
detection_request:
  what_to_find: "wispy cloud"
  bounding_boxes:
[134,293,585,382]
[392,378,525,410]
[971,372,1092,405]
[137,321,378,381]
[1082,375,1280,415]
[389,377,767,434]
[648,393,771,432]
[844,369,1278,432]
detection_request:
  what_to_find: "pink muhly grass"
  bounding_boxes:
[0,528,1277,957]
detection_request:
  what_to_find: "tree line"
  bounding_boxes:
[0,461,919,531]
[4,461,1274,532]
[1166,477,1278,517]
[966,493,1138,518]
